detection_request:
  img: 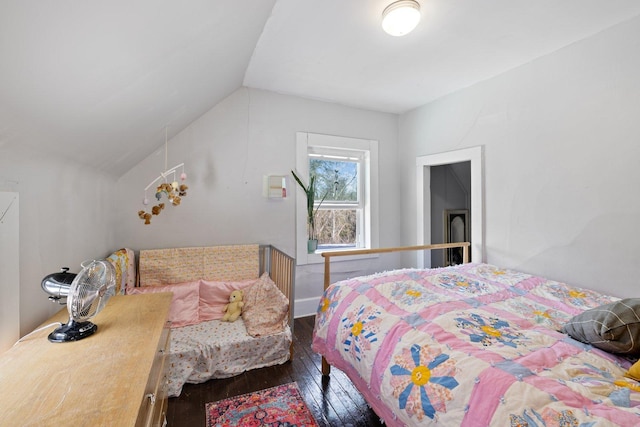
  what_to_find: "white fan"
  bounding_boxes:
[48,259,116,343]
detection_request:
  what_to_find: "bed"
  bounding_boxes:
[123,244,295,397]
[312,243,640,426]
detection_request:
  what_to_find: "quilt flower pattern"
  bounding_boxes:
[493,298,571,330]
[433,273,495,296]
[509,408,589,427]
[470,264,532,286]
[386,280,445,309]
[317,285,341,325]
[562,363,640,408]
[533,282,615,309]
[341,305,383,362]
[455,313,525,348]
[389,343,459,421]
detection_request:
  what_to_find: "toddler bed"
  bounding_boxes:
[126,244,295,397]
[312,244,640,426]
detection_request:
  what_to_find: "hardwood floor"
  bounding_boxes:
[166,315,385,427]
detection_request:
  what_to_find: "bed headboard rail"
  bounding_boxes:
[321,242,470,292]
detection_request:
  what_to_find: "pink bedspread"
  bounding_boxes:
[312,263,640,426]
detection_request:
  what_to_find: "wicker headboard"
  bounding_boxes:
[138,244,260,286]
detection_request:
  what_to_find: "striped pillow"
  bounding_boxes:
[562,298,640,355]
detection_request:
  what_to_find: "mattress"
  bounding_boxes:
[168,319,292,397]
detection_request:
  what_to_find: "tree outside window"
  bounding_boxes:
[309,156,361,250]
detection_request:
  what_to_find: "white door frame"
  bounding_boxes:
[0,192,19,351]
[416,147,484,267]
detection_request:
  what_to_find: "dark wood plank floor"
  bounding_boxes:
[166,315,385,427]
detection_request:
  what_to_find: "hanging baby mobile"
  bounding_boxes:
[137,128,188,225]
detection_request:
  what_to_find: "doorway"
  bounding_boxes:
[431,162,471,267]
[416,147,484,268]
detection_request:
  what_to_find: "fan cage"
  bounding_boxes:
[67,260,116,322]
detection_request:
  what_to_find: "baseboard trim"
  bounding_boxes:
[294,297,320,319]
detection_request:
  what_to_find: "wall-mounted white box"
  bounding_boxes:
[263,175,287,198]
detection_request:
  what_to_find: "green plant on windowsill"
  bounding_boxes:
[291,170,328,253]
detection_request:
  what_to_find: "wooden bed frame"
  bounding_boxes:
[319,242,470,375]
[260,244,296,336]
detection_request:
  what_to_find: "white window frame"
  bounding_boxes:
[309,146,364,249]
[295,132,378,265]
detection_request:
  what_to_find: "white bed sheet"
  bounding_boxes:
[167,319,292,397]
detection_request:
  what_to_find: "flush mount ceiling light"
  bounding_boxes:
[382,0,421,37]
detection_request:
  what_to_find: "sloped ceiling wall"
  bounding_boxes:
[0,0,276,177]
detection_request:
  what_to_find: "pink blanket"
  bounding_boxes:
[312,263,639,426]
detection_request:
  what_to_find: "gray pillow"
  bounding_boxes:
[562,298,640,355]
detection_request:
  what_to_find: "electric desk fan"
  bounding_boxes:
[47,259,116,343]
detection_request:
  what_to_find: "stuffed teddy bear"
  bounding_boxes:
[151,203,165,215]
[222,290,244,322]
[137,210,152,225]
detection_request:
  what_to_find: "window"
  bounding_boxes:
[309,147,362,250]
[295,132,378,264]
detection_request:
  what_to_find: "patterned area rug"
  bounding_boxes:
[206,382,319,427]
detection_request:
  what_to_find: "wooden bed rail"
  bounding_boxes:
[319,242,470,375]
[321,242,470,292]
[260,245,296,338]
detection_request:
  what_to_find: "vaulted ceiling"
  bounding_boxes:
[2,0,639,177]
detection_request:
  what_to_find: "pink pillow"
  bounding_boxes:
[243,273,289,337]
[199,278,257,321]
[127,281,200,328]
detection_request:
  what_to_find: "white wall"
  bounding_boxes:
[399,16,640,298]
[0,144,117,336]
[115,88,401,316]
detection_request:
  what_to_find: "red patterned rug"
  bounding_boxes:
[205,382,319,427]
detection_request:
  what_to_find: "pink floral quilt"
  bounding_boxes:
[312,263,640,426]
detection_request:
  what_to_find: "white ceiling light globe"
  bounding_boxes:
[382,0,421,37]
